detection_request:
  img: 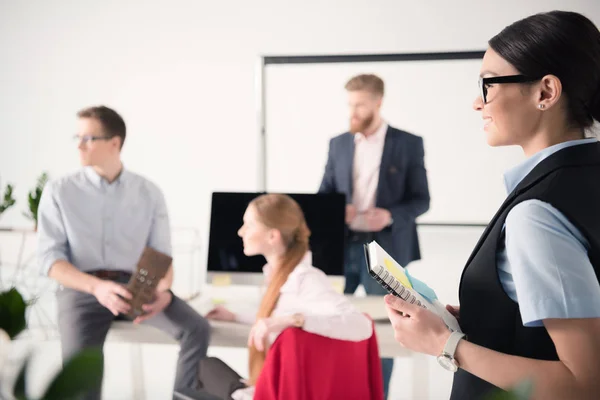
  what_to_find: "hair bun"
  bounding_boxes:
[293,223,311,245]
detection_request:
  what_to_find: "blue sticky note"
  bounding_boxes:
[405,269,438,303]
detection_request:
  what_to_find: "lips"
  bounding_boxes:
[483,117,492,129]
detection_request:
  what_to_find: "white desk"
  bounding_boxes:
[109,295,409,358]
[106,294,430,400]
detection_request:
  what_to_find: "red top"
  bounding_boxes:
[254,322,384,400]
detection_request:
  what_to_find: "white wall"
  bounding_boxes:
[1,0,598,235]
[264,60,524,224]
[1,1,599,399]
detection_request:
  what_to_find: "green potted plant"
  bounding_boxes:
[0,287,103,399]
[0,178,16,221]
[487,380,533,399]
[22,173,49,231]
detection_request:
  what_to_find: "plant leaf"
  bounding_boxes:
[41,347,103,400]
[486,380,533,400]
[0,287,27,339]
[0,182,16,214]
[511,380,533,398]
[24,172,49,225]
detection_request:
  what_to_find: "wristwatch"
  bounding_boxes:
[437,331,465,372]
[291,313,305,328]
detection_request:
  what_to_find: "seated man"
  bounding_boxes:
[38,105,210,400]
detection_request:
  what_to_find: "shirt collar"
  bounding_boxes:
[354,121,388,144]
[84,166,128,189]
[503,138,598,194]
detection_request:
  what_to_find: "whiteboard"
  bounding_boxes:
[264,59,525,224]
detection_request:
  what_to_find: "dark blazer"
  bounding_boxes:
[318,125,430,267]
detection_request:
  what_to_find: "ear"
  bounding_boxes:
[375,95,383,110]
[268,229,282,246]
[110,136,121,152]
[537,74,562,110]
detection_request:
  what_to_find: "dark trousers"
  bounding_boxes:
[344,237,394,400]
[56,275,210,400]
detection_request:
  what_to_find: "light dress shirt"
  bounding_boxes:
[497,138,600,327]
[37,166,171,275]
[350,122,388,232]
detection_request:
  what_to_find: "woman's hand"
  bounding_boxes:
[248,315,296,351]
[205,305,236,322]
[446,304,460,320]
[384,294,451,356]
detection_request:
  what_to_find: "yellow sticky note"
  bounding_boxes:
[212,274,232,287]
[211,298,226,305]
[384,258,412,289]
[331,280,344,294]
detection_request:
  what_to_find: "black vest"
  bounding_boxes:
[450,142,600,399]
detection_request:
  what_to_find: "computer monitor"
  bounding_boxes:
[207,192,345,285]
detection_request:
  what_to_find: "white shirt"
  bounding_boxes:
[232,252,373,400]
[350,122,388,231]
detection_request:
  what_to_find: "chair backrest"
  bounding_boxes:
[254,320,384,400]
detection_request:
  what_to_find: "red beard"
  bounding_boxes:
[349,113,374,134]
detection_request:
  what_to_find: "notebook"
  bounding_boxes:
[123,247,173,319]
[364,241,462,333]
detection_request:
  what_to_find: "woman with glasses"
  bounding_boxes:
[384,10,600,400]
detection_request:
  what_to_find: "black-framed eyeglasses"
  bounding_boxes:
[73,135,113,144]
[478,75,541,104]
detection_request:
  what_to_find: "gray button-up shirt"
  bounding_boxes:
[37,167,171,275]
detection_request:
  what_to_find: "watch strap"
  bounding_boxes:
[443,331,465,358]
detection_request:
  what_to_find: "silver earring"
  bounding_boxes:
[538,104,545,109]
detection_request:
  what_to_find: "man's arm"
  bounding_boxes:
[37,182,96,292]
[48,260,100,294]
[148,188,173,292]
[48,261,132,315]
[387,136,430,225]
[318,138,337,193]
[37,181,70,277]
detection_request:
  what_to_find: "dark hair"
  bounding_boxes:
[77,106,126,149]
[489,11,600,130]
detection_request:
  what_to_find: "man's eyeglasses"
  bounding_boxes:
[478,75,541,104]
[74,135,113,144]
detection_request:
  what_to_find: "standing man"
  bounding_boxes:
[38,106,210,399]
[319,74,430,398]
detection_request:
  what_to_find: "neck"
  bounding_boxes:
[264,253,285,272]
[521,127,585,157]
[362,115,383,137]
[93,159,123,183]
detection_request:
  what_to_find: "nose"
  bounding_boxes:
[473,95,484,112]
[237,226,243,237]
